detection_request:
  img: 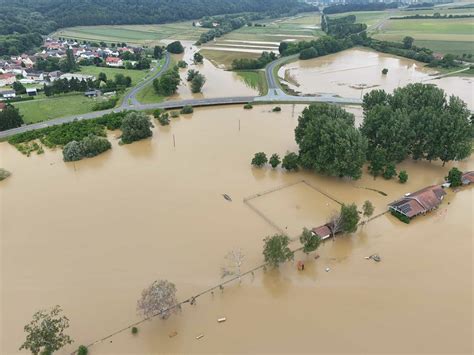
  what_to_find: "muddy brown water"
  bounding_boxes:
[279,48,474,110]
[167,41,258,99]
[1,105,472,354]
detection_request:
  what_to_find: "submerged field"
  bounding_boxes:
[1,104,472,354]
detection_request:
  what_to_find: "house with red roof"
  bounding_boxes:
[461,171,474,185]
[0,73,16,86]
[388,185,446,219]
[105,56,123,67]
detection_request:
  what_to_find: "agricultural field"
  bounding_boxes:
[52,21,207,46]
[13,94,107,123]
[235,70,268,95]
[201,12,322,68]
[79,66,150,85]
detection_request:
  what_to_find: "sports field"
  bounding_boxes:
[52,21,207,46]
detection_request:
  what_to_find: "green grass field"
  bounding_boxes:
[135,83,165,104]
[236,70,268,95]
[14,94,107,123]
[200,49,261,68]
[79,66,149,85]
[53,21,207,46]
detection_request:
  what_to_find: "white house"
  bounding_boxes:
[105,57,123,67]
[0,73,16,86]
[0,90,16,99]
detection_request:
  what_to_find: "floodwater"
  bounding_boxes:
[1,105,472,354]
[279,48,474,109]
[168,41,258,99]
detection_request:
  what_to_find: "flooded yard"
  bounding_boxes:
[1,105,472,354]
[279,47,474,109]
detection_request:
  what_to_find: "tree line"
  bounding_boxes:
[232,51,277,70]
[323,2,398,14]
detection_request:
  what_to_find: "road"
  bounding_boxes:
[0,52,362,139]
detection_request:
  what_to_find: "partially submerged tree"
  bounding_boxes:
[166,41,184,54]
[121,112,153,144]
[194,52,204,63]
[340,203,360,233]
[299,227,321,254]
[0,168,11,181]
[19,305,73,355]
[269,153,281,168]
[263,234,294,268]
[328,212,343,238]
[137,280,179,320]
[281,152,299,171]
[251,152,267,167]
[221,249,245,281]
[362,200,374,222]
[190,73,206,93]
[398,170,408,183]
[446,167,463,187]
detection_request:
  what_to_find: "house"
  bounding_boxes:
[26,88,38,96]
[0,73,16,86]
[47,71,63,81]
[0,90,16,99]
[105,57,123,67]
[311,224,332,240]
[388,185,446,219]
[84,90,101,97]
[461,171,474,185]
[25,71,45,82]
[60,73,95,81]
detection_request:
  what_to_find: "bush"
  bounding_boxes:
[0,168,11,181]
[153,109,164,118]
[382,68,388,75]
[251,152,267,167]
[398,170,408,183]
[383,164,396,179]
[167,41,184,54]
[446,167,463,187]
[177,60,188,68]
[78,345,88,355]
[170,111,180,118]
[157,112,170,126]
[243,103,253,109]
[180,105,194,114]
[92,97,118,111]
[81,134,112,158]
[131,327,138,335]
[272,106,282,112]
[282,152,299,171]
[121,112,153,144]
[63,140,84,162]
[391,210,410,224]
[269,153,281,168]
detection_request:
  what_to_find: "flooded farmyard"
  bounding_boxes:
[1,104,472,354]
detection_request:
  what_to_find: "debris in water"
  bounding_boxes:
[169,331,178,338]
[222,194,232,202]
[217,317,226,323]
[366,254,381,262]
[196,334,204,340]
[314,254,320,260]
[325,267,330,272]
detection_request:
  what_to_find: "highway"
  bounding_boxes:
[0,52,362,139]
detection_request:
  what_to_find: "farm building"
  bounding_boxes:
[0,90,16,99]
[461,171,474,185]
[311,224,332,240]
[388,185,446,219]
[26,88,37,96]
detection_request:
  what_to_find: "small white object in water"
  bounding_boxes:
[325,267,330,272]
[196,334,204,340]
[217,317,226,323]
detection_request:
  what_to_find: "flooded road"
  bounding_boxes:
[279,48,474,110]
[1,105,472,354]
[167,41,258,99]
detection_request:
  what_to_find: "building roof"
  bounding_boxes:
[106,56,121,63]
[389,185,446,218]
[0,73,15,79]
[26,88,37,92]
[461,171,474,184]
[0,90,15,94]
[312,225,331,238]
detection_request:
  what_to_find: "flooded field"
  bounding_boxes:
[170,42,258,99]
[279,48,474,109]
[1,104,472,354]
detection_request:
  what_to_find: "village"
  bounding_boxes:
[0,38,148,100]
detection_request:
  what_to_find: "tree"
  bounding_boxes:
[157,112,170,126]
[63,140,84,162]
[383,164,396,180]
[446,167,463,187]
[381,68,388,75]
[362,200,374,222]
[98,72,107,83]
[153,45,163,59]
[263,234,294,268]
[186,69,198,82]
[0,104,24,131]
[281,152,299,171]
[398,170,408,183]
[251,152,267,167]
[190,73,206,93]
[269,153,281,168]
[279,41,289,55]
[120,112,153,144]
[19,305,73,355]
[340,203,360,233]
[295,103,367,179]
[328,212,343,237]
[403,36,414,49]
[180,105,193,114]
[193,52,204,63]
[221,249,245,281]
[299,227,321,254]
[80,134,111,158]
[13,81,26,94]
[166,41,184,54]
[64,48,77,72]
[137,280,179,319]
[153,68,180,96]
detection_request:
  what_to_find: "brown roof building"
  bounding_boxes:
[311,224,332,240]
[461,171,474,185]
[388,185,446,219]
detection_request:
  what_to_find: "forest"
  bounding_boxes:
[323,2,398,15]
